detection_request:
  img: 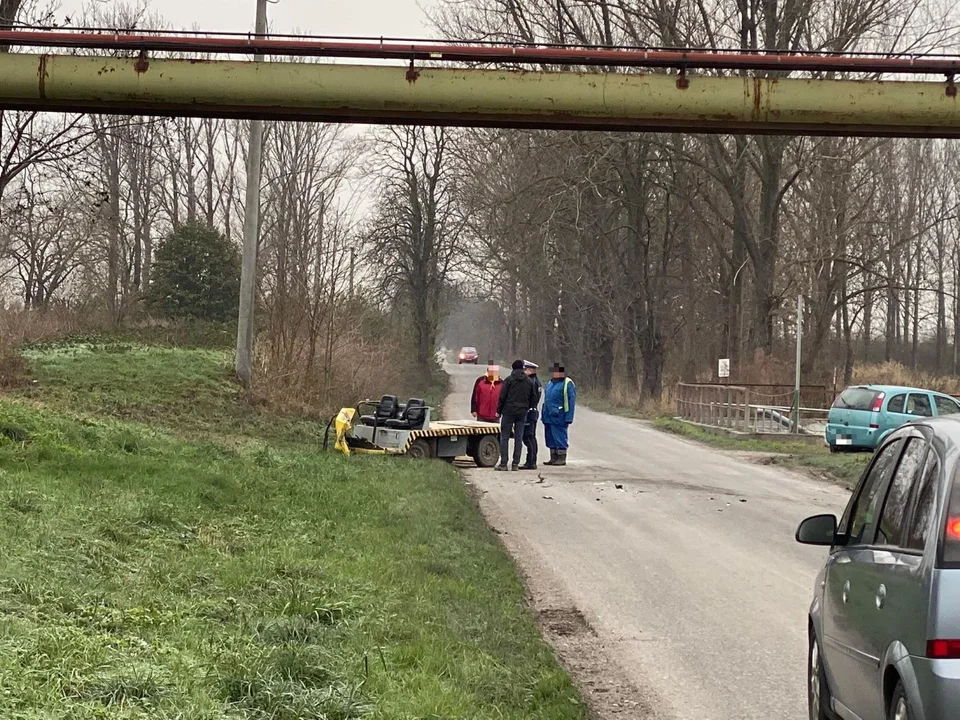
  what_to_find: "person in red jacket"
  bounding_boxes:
[471,364,502,423]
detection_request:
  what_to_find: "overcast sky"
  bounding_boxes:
[55,0,438,38]
[43,0,441,220]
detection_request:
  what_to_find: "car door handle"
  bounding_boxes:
[842,581,850,604]
[876,584,886,610]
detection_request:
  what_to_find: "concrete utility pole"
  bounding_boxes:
[793,294,804,433]
[235,0,268,387]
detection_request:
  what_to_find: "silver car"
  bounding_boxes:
[796,417,960,720]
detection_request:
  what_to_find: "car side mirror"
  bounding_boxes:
[795,514,838,546]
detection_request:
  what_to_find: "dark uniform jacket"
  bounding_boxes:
[498,369,537,417]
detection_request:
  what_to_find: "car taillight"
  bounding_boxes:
[927,639,960,659]
[871,392,885,413]
[941,474,960,567]
[948,518,960,539]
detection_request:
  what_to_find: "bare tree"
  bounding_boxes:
[1,171,93,306]
[364,126,467,368]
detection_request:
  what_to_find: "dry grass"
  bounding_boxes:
[851,361,960,394]
[252,331,447,419]
[584,384,678,419]
[252,307,449,419]
[0,307,102,387]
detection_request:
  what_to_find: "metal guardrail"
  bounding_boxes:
[676,383,829,435]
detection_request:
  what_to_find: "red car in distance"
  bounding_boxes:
[458,347,479,364]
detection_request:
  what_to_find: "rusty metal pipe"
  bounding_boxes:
[4,52,960,137]
[1,29,959,75]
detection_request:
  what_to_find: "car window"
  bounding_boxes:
[888,394,906,414]
[905,452,940,551]
[844,440,901,544]
[876,438,927,546]
[907,394,933,417]
[833,388,880,411]
[935,395,960,416]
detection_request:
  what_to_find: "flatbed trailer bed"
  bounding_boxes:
[332,402,502,467]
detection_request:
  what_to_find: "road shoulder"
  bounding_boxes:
[463,473,659,719]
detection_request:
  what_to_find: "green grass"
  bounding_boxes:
[652,417,869,488]
[16,342,319,447]
[0,342,583,719]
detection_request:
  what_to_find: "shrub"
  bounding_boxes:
[146,223,240,323]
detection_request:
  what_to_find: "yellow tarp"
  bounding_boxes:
[334,407,356,455]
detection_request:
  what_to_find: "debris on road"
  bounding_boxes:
[615,483,624,490]
[543,495,554,500]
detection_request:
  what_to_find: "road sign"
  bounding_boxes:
[718,358,730,378]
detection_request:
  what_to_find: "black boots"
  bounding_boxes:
[544,449,567,466]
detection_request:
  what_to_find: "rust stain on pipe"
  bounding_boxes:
[405,59,420,83]
[37,54,48,99]
[134,50,150,74]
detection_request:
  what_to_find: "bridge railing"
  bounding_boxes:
[676,383,829,435]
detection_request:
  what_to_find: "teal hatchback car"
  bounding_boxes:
[826,385,960,452]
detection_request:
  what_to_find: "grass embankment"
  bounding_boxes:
[652,417,869,487]
[0,342,582,719]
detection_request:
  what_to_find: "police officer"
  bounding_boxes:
[520,360,542,470]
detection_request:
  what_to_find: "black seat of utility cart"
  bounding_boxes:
[360,395,399,426]
[385,398,427,430]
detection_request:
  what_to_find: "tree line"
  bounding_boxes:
[4,0,960,411]
[430,0,960,401]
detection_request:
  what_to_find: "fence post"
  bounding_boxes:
[743,389,751,432]
[698,386,704,424]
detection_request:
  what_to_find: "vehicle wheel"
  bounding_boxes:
[472,436,500,468]
[407,439,434,459]
[889,681,910,720]
[809,631,833,720]
[829,445,840,454]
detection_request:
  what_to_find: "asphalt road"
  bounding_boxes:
[444,364,852,720]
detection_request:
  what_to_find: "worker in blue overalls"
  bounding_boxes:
[541,363,577,466]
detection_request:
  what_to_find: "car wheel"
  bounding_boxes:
[889,681,910,720]
[809,631,833,720]
[407,439,434,459]
[472,436,500,468]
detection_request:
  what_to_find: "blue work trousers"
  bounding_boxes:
[544,422,570,450]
